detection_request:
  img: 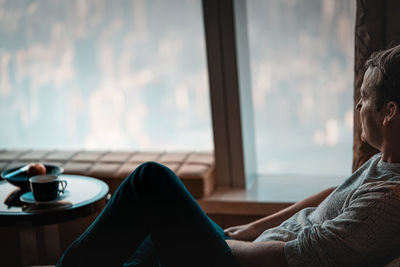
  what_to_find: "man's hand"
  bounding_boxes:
[225,187,336,242]
[226,239,288,267]
[224,223,259,241]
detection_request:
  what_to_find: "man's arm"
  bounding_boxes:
[225,187,336,240]
[227,239,288,267]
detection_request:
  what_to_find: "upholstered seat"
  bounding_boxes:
[0,150,215,198]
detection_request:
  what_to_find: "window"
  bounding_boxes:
[0,0,213,151]
[247,0,356,178]
[1,0,357,193]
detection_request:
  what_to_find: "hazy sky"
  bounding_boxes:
[0,0,355,177]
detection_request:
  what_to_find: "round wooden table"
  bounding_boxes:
[0,174,109,266]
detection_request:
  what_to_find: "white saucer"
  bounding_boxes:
[20,190,71,204]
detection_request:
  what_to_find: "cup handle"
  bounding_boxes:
[58,180,67,193]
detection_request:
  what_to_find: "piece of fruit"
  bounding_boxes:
[27,163,47,177]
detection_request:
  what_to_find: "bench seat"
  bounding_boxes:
[0,149,215,198]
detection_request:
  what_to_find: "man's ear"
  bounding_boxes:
[383,101,399,126]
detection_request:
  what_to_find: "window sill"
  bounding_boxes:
[198,174,345,216]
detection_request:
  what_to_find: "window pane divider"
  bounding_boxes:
[202,0,257,188]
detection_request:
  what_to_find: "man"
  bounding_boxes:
[225,44,400,266]
[57,44,400,267]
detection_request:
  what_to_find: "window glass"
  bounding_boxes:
[247,0,356,177]
[0,0,212,150]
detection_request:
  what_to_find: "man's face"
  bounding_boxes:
[356,67,386,149]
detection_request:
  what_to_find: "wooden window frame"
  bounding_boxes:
[202,0,257,188]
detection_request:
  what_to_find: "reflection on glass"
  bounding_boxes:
[247,0,355,177]
[0,0,212,151]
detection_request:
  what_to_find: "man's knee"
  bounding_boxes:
[139,161,165,171]
[132,161,173,186]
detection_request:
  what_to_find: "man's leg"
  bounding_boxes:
[123,235,160,267]
[123,221,233,267]
[57,162,238,267]
[123,220,233,266]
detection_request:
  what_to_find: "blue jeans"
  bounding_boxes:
[56,162,239,267]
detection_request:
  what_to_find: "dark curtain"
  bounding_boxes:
[353,0,400,171]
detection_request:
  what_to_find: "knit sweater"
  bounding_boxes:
[254,153,400,266]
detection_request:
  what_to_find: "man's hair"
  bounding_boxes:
[365,44,400,111]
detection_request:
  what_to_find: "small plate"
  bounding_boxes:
[20,190,71,204]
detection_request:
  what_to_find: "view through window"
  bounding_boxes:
[0,0,213,151]
[247,0,356,178]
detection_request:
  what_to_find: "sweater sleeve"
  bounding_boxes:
[284,182,400,267]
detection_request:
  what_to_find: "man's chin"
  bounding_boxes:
[361,134,372,146]
[361,132,366,142]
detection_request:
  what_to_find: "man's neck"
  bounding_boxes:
[381,144,400,163]
[381,127,400,163]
